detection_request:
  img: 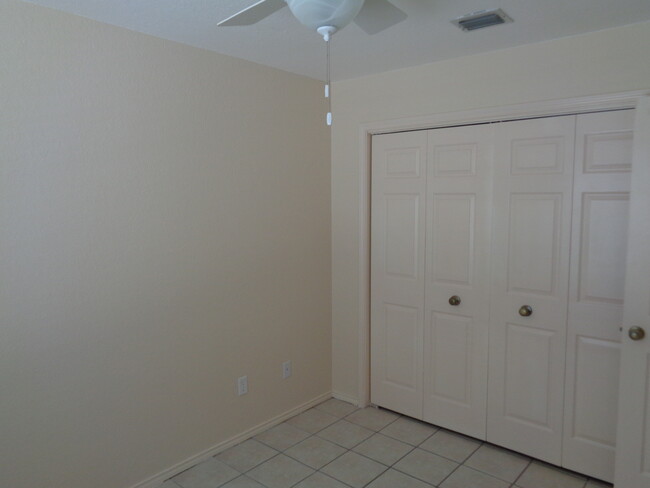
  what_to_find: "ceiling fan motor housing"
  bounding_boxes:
[285,0,365,31]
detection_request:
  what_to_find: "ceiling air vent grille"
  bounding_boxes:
[452,9,513,31]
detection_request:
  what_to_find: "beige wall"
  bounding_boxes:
[0,1,331,487]
[331,21,650,401]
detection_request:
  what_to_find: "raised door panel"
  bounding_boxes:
[487,116,575,464]
[572,337,620,447]
[563,110,634,482]
[641,356,650,477]
[583,131,633,174]
[429,312,473,405]
[507,193,562,296]
[504,323,555,427]
[423,124,493,438]
[578,193,629,305]
[384,194,420,279]
[430,194,474,286]
[371,130,427,419]
[382,304,420,391]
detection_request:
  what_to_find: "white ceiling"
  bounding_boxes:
[20,0,650,81]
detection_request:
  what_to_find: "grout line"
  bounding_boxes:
[386,443,417,467]
[511,459,532,486]
[284,432,349,471]
[458,465,513,486]
[390,464,442,487]
[220,440,281,474]
[373,445,422,485]
[434,456,464,488]
[351,439,415,469]
[417,433,483,464]
[244,450,282,473]
[311,472,356,488]
[359,466,389,487]
[245,450,314,488]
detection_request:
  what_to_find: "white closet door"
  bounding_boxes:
[615,97,650,488]
[487,116,576,464]
[371,130,427,419]
[562,110,634,482]
[422,124,494,439]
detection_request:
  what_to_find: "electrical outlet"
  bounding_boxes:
[237,375,248,396]
[282,360,292,379]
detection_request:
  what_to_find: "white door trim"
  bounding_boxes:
[357,89,650,407]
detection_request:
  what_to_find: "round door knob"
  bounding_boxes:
[519,305,533,317]
[449,295,461,306]
[629,326,646,341]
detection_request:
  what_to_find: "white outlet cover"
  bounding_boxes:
[238,375,248,395]
[282,361,292,379]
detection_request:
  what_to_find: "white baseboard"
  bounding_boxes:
[331,390,360,407]
[131,391,332,488]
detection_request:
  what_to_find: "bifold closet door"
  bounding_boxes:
[422,125,493,439]
[370,130,427,419]
[562,110,634,483]
[487,116,576,464]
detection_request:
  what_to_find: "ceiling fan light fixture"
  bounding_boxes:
[286,0,365,31]
[217,0,408,127]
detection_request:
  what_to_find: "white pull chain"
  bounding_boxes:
[325,32,332,126]
[317,26,336,126]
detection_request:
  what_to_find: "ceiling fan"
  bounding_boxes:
[218,0,407,126]
[218,0,408,40]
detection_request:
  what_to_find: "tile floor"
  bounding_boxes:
[161,398,612,488]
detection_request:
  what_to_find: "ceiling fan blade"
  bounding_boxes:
[354,0,407,35]
[218,0,287,26]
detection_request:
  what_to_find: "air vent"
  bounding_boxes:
[452,9,513,32]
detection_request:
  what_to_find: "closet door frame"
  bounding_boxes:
[358,90,648,409]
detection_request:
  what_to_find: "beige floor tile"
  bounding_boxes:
[366,468,435,488]
[254,422,310,451]
[286,408,339,434]
[393,448,458,486]
[285,436,346,469]
[345,407,400,431]
[216,439,278,472]
[353,433,413,466]
[173,458,240,488]
[247,454,313,488]
[317,419,374,449]
[294,472,350,488]
[219,476,265,488]
[440,466,510,488]
[321,451,387,488]
[517,461,587,488]
[419,429,482,463]
[586,480,612,488]
[314,398,358,418]
[379,417,438,446]
[464,444,530,482]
